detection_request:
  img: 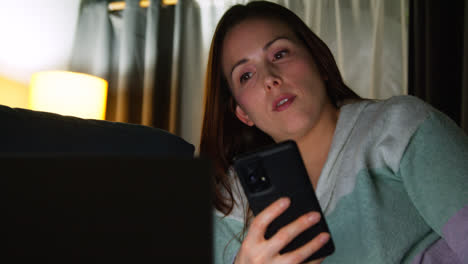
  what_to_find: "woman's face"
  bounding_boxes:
[221,18,336,142]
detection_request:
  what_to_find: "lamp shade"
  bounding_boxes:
[0,75,29,108]
[29,71,108,120]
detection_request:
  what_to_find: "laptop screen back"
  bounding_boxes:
[0,156,212,263]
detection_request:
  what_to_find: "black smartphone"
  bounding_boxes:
[233,140,334,262]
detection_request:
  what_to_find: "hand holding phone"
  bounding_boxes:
[234,197,330,264]
[233,140,334,263]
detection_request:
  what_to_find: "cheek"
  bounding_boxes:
[234,87,265,116]
[285,60,315,77]
[234,83,260,106]
[235,92,255,111]
[285,62,324,92]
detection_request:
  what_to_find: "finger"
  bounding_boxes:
[276,232,330,264]
[245,197,290,243]
[267,211,321,254]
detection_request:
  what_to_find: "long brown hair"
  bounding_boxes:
[200,1,361,216]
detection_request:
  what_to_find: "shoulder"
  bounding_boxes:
[340,95,435,141]
[351,95,435,141]
[338,96,437,172]
[365,95,433,124]
[341,95,435,130]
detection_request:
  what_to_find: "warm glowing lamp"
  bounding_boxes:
[0,75,29,108]
[29,71,108,120]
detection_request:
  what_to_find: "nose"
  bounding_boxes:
[263,66,282,91]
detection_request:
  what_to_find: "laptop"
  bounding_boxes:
[0,156,212,263]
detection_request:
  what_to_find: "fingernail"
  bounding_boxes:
[307,212,320,222]
[320,233,330,244]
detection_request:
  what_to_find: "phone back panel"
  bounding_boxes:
[233,141,334,261]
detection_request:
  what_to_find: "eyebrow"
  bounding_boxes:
[229,36,290,77]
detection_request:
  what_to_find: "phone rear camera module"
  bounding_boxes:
[244,164,271,193]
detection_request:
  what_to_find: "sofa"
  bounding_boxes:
[0,104,194,156]
[0,104,215,261]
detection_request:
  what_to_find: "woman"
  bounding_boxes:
[200,2,468,264]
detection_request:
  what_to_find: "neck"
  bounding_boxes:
[296,104,340,189]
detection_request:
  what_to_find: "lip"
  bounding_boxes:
[272,94,296,112]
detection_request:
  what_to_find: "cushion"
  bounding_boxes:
[0,104,194,156]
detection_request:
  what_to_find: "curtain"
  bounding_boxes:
[173,0,409,149]
[70,0,174,128]
[303,0,409,99]
[409,0,467,133]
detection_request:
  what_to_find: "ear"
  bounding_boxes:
[235,105,255,127]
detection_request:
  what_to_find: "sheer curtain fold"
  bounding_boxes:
[115,0,142,122]
[172,1,203,137]
[142,0,159,125]
[70,0,160,126]
[70,1,112,80]
[307,0,408,99]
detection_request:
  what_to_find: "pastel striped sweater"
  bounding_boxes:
[213,96,468,264]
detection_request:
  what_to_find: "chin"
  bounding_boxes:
[276,123,312,142]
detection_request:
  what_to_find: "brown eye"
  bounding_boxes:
[240,72,253,83]
[273,50,288,61]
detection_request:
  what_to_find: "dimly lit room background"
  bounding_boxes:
[0,0,466,150]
